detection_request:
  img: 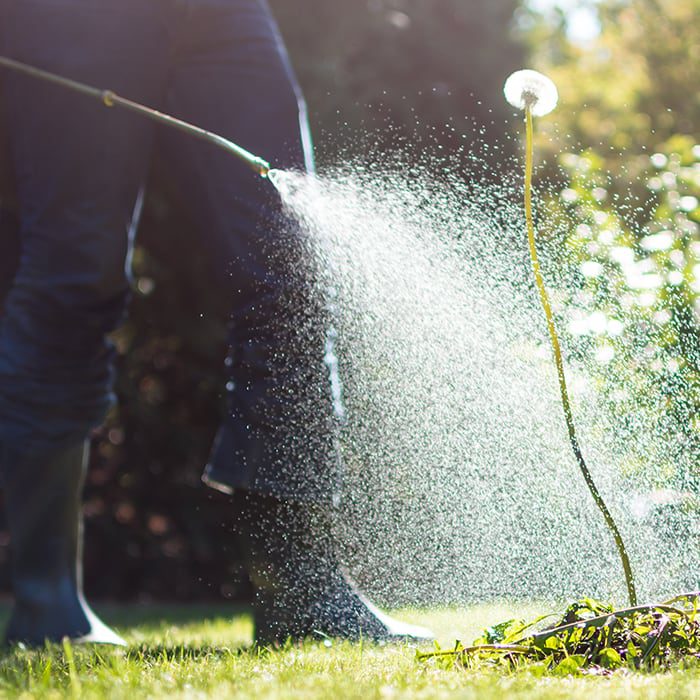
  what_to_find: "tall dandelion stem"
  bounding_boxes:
[523,105,637,606]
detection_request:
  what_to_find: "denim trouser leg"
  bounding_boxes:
[160,2,342,502]
[0,1,169,452]
[0,0,342,501]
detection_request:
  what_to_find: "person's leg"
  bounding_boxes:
[162,0,338,502]
[162,0,431,644]
[0,209,20,310]
[0,0,169,645]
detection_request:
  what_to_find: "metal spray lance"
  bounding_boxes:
[0,55,271,178]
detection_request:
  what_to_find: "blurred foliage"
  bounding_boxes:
[0,1,526,600]
[526,0,700,492]
[530,0,699,156]
[542,141,700,489]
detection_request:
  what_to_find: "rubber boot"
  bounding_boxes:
[0,439,125,646]
[232,491,434,646]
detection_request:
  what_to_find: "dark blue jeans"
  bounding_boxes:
[0,0,342,501]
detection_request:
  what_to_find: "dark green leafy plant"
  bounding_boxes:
[418,592,700,675]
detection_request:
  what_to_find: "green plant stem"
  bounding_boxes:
[523,106,637,607]
[662,591,700,605]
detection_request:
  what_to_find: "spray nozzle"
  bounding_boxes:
[253,158,272,178]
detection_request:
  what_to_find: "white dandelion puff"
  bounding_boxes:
[504,69,558,116]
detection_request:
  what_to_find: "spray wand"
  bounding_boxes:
[0,55,271,177]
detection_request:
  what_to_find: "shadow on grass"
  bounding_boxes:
[125,643,250,663]
[0,642,248,662]
[91,601,251,628]
[0,600,250,625]
[0,601,255,659]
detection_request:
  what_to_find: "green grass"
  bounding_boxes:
[0,602,698,699]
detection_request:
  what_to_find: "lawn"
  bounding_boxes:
[0,602,698,699]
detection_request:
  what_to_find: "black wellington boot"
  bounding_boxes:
[0,439,125,646]
[232,491,434,646]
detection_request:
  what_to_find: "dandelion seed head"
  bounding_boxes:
[504,69,558,116]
